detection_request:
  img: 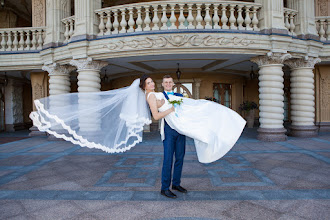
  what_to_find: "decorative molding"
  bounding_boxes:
[104,35,255,50]
[250,52,292,66]
[70,57,108,70]
[285,57,321,69]
[32,0,46,27]
[34,83,44,100]
[42,63,76,76]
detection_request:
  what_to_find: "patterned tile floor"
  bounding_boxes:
[0,129,329,220]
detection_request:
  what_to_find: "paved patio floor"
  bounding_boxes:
[0,129,329,220]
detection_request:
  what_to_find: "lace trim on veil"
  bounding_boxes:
[30,99,152,153]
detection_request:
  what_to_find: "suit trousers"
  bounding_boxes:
[161,120,186,191]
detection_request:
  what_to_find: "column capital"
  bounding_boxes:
[42,63,75,76]
[285,56,321,69]
[251,52,292,66]
[70,57,108,71]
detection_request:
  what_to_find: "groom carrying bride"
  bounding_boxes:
[160,75,187,199]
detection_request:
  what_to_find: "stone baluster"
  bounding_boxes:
[70,58,108,133]
[31,30,37,50]
[37,30,44,50]
[68,19,74,40]
[289,13,296,36]
[251,53,292,141]
[112,10,119,34]
[319,19,326,41]
[144,6,151,31]
[285,57,321,137]
[213,4,220,29]
[326,19,330,41]
[98,12,105,36]
[236,5,244,30]
[152,5,160,30]
[284,11,290,31]
[127,7,135,33]
[12,31,18,51]
[187,4,194,29]
[204,4,212,29]
[7,31,12,51]
[0,31,6,51]
[64,20,70,42]
[244,5,252,31]
[195,4,203,29]
[18,31,25,51]
[221,4,229,29]
[119,8,127,34]
[136,7,143,31]
[169,3,177,29]
[251,6,259,31]
[105,10,112,35]
[178,4,186,29]
[25,31,31,50]
[228,4,237,30]
[160,4,168,30]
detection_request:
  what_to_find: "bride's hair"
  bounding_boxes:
[139,74,151,90]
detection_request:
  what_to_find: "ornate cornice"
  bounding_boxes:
[104,35,254,50]
[42,63,75,76]
[251,52,292,66]
[70,57,108,70]
[285,57,321,69]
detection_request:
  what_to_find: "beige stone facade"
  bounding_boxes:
[0,0,329,139]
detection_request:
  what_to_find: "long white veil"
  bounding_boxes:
[29,79,152,153]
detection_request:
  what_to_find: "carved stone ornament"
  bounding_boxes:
[320,73,330,108]
[42,63,76,76]
[250,52,292,66]
[285,57,322,69]
[12,86,23,124]
[70,57,108,70]
[34,83,44,100]
[104,35,254,50]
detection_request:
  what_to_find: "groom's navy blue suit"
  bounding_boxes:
[161,91,186,191]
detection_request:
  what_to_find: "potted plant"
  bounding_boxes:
[239,101,258,128]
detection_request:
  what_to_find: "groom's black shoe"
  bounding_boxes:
[172,185,187,193]
[161,190,177,199]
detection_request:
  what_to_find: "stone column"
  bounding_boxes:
[255,0,287,34]
[42,63,75,140]
[44,0,71,47]
[70,58,107,133]
[287,0,318,39]
[29,71,48,136]
[285,57,321,137]
[194,79,201,99]
[32,0,46,27]
[251,53,292,141]
[72,0,102,40]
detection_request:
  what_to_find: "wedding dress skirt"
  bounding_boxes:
[156,93,246,163]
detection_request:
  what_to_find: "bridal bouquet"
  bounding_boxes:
[168,96,183,117]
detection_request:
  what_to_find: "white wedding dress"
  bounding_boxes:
[148,92,246,164]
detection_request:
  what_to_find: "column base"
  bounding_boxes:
[290,125,318,137]
[257,127,287,142]
[29,126,47,136]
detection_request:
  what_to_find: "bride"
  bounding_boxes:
[30,74,245,163]
[142,75,246,163]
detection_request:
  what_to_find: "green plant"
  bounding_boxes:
[239,101,258,112]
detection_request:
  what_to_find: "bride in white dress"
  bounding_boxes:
[30,75,245,163]
[144,76,246,164]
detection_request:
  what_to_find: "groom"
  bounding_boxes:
[160,75,187,199]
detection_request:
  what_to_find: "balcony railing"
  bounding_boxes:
[283,8,298,36]
[315,16,330,41]
[94,1,262,37]
[0,27,45,52]
[62,16,75,44]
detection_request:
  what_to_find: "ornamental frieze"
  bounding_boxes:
[104,35,254,50]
